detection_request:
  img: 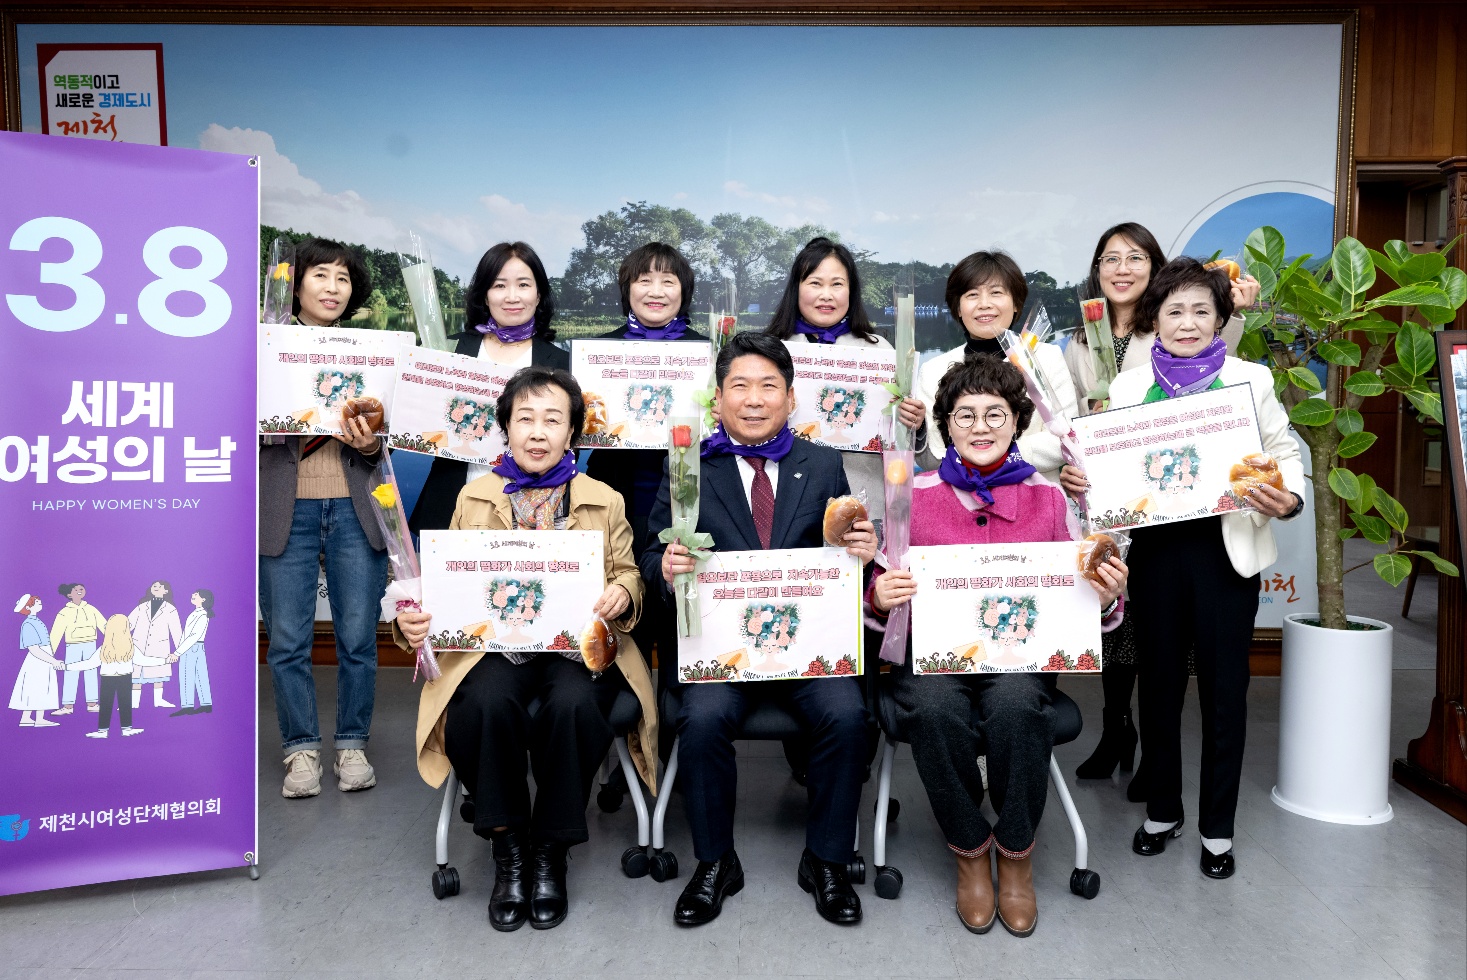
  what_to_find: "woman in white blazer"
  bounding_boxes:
[915,251,1078,481]
[1062,258,1301,881]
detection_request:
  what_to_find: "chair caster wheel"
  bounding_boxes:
[431,866,460,899]
[621,845,650,878]
[458,799,475,824]
[873,865,903,899]
[1070,867,1100,899]
[846,855,866,886]
[649,849,679,882]
[597,785,625,813]
[874,798,900,822]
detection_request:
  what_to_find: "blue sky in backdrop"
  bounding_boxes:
[19,23,1342,282]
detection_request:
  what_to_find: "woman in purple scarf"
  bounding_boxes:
[1062,258,1303,881]
[868,356,1128,939]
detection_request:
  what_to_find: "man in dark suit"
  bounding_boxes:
[641,331,876,927]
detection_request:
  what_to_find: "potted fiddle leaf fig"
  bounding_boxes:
[1237,226,1464,824]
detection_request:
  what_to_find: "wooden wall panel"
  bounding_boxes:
[1355,3,1467,162]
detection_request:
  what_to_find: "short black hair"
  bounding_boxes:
[1077,222,1169,342]
[618,242,695,319]
[466,242,557,342]
[57,583,82,597]
[944,250,1028,327]
[292,238,372,321]
[931,354,1034,448]
[715,331,795,388]
[1134,257,1235,336]
[495,366,586,446]
[765,237,881,344]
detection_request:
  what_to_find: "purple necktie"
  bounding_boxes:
[747,457,775,549]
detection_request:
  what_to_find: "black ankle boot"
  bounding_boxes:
[529,840,569,930]
[488,830,529,932]
[1075,708,1138,779]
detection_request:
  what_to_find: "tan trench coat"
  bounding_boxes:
[404,472,659,793]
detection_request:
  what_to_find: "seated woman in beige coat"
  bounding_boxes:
[396,366,656,934]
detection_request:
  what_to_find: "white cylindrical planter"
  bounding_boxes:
[1272,613,1394,824]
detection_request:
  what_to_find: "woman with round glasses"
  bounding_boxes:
[868,355,1127,939]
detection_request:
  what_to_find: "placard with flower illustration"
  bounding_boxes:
[387,346,509,464]
[1070,383,1263,531]
[784,342,897,453]
[908,541,1102,674]
[420,530,605,654]
[570,338,712,449]
[677,548,861,683]
[257,325,413,435]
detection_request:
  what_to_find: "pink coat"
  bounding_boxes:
[128,601,182,680]
[867,472,1123,630]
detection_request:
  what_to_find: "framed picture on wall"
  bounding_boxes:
[1438,331,1467,562]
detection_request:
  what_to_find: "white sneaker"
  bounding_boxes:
[86,702,99,713]
[121,727,144,736]
[85,730,108,739]
[52,706,75,716]
[153,694,175,708]
[334,749,377,792]
[282,749,323,798]
[33,718,60,727]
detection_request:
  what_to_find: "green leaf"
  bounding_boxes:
[1396,250,1447,283]
[1355,311,1398,346]
[1437,266,1466,307]
[1403,388,1443,424]
[1417,551,1460,577]
[1365,284,1451,310]
[1286,366,1322,393]
[1337,528,1359,540]
[1351,512,1390,543]
[1418,305,1457,326]
[1373,489,1408,532]
[1327,466,1361,501]
[1343,371,1386,396]
[1380,363,1416,388]
[1289,399,1335,426]
[1331,237,1375,298]
[1293,282,1343,315]
[1384,241,1412,265]
[1317,339,1361,365]
[1253,262,1278,302]
[1353,473,1378,513]
[1237,328,1269,363]
[1269,326,1298,345]
[1335,408,1365,435]
[1272,371,1288,398]
[1367,247,1401,285]
[1245,226,1286,270]
[1394,322,1436,378]
[1373,552,1412,587]
[1337,431,1378,458]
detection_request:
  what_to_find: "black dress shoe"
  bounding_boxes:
[674,850,744,926]
[169,707,197,717]
[195,705,212,714]
[488,830,529,932]
[1200,847,1235,879]
[1131,814,1185,857]
[797,848,862,925]
[529,841,569,930]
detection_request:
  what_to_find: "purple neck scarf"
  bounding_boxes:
[794,316,851,345]
[937,445,1036,505]
[700,424,796,462]
[625,312,690,340]
[1150,334,1227,398]
[493,450,578,494]
[474,318,536,344]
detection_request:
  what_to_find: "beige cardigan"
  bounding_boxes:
[1063,314,1246,416]
[403,472,658,793]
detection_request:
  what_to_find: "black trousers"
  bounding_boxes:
[1129,518,1259,839]
[443,652,624,844]
[676,677,869,864]
[97,674,132,731]
[889,661,1055,856]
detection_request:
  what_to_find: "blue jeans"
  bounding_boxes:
[259,498,388,757]
[62,640,99,706]
[179,642,212,707]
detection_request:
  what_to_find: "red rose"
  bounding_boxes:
[671,424,693,449]
[1081,299,1105,322]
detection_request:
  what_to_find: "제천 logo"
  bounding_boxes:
[1,814,31,841]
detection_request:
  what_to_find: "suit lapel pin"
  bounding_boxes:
[794,472,803,479]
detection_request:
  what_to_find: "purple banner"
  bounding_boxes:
[0,132,258,895]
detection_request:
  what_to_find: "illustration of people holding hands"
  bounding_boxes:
[66,614,179,738]
[127,581,182,710]
[11,594,62,727]
[49,582,105,716]
[172,589,215,716]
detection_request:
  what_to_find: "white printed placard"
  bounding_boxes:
[421,530,605,653]
[1071,383,1263,531]
[677,548,862,683]
[257,325,412,436]
[784,341,897,453]
[571,338,712,449]
[39,43,167,145]
[909,541,1102,674]
[388,346,508,464]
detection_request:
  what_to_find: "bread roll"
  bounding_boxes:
[1077,532,1120,584]
[823,495,868,546]
[341,396,386,433]
[1205,258,1242,281]
[579,617,617,673]
[1228,452,1284,498]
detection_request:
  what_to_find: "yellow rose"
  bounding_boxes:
[370,483,397,509]
[272,262,291,281]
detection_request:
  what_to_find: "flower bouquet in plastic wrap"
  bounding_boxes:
[1077,287,1116,402]
[262,237,295,325]
[397,231,451,352]
[693,279,737,432]
[877,443,916,664]
[999,303,1088,513]
[881,265,918,452]
[366,451,441,681]
[657,419,714,638]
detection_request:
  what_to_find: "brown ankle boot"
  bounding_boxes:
[954,849,996,934]
[996,849,1038,937]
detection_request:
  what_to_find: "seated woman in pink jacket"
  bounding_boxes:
[868,356,1128,940]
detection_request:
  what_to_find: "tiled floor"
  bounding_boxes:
[3,547,1463,980]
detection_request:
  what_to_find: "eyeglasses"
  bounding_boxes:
[948,407,1011,430]
[1099,252,1151,271]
